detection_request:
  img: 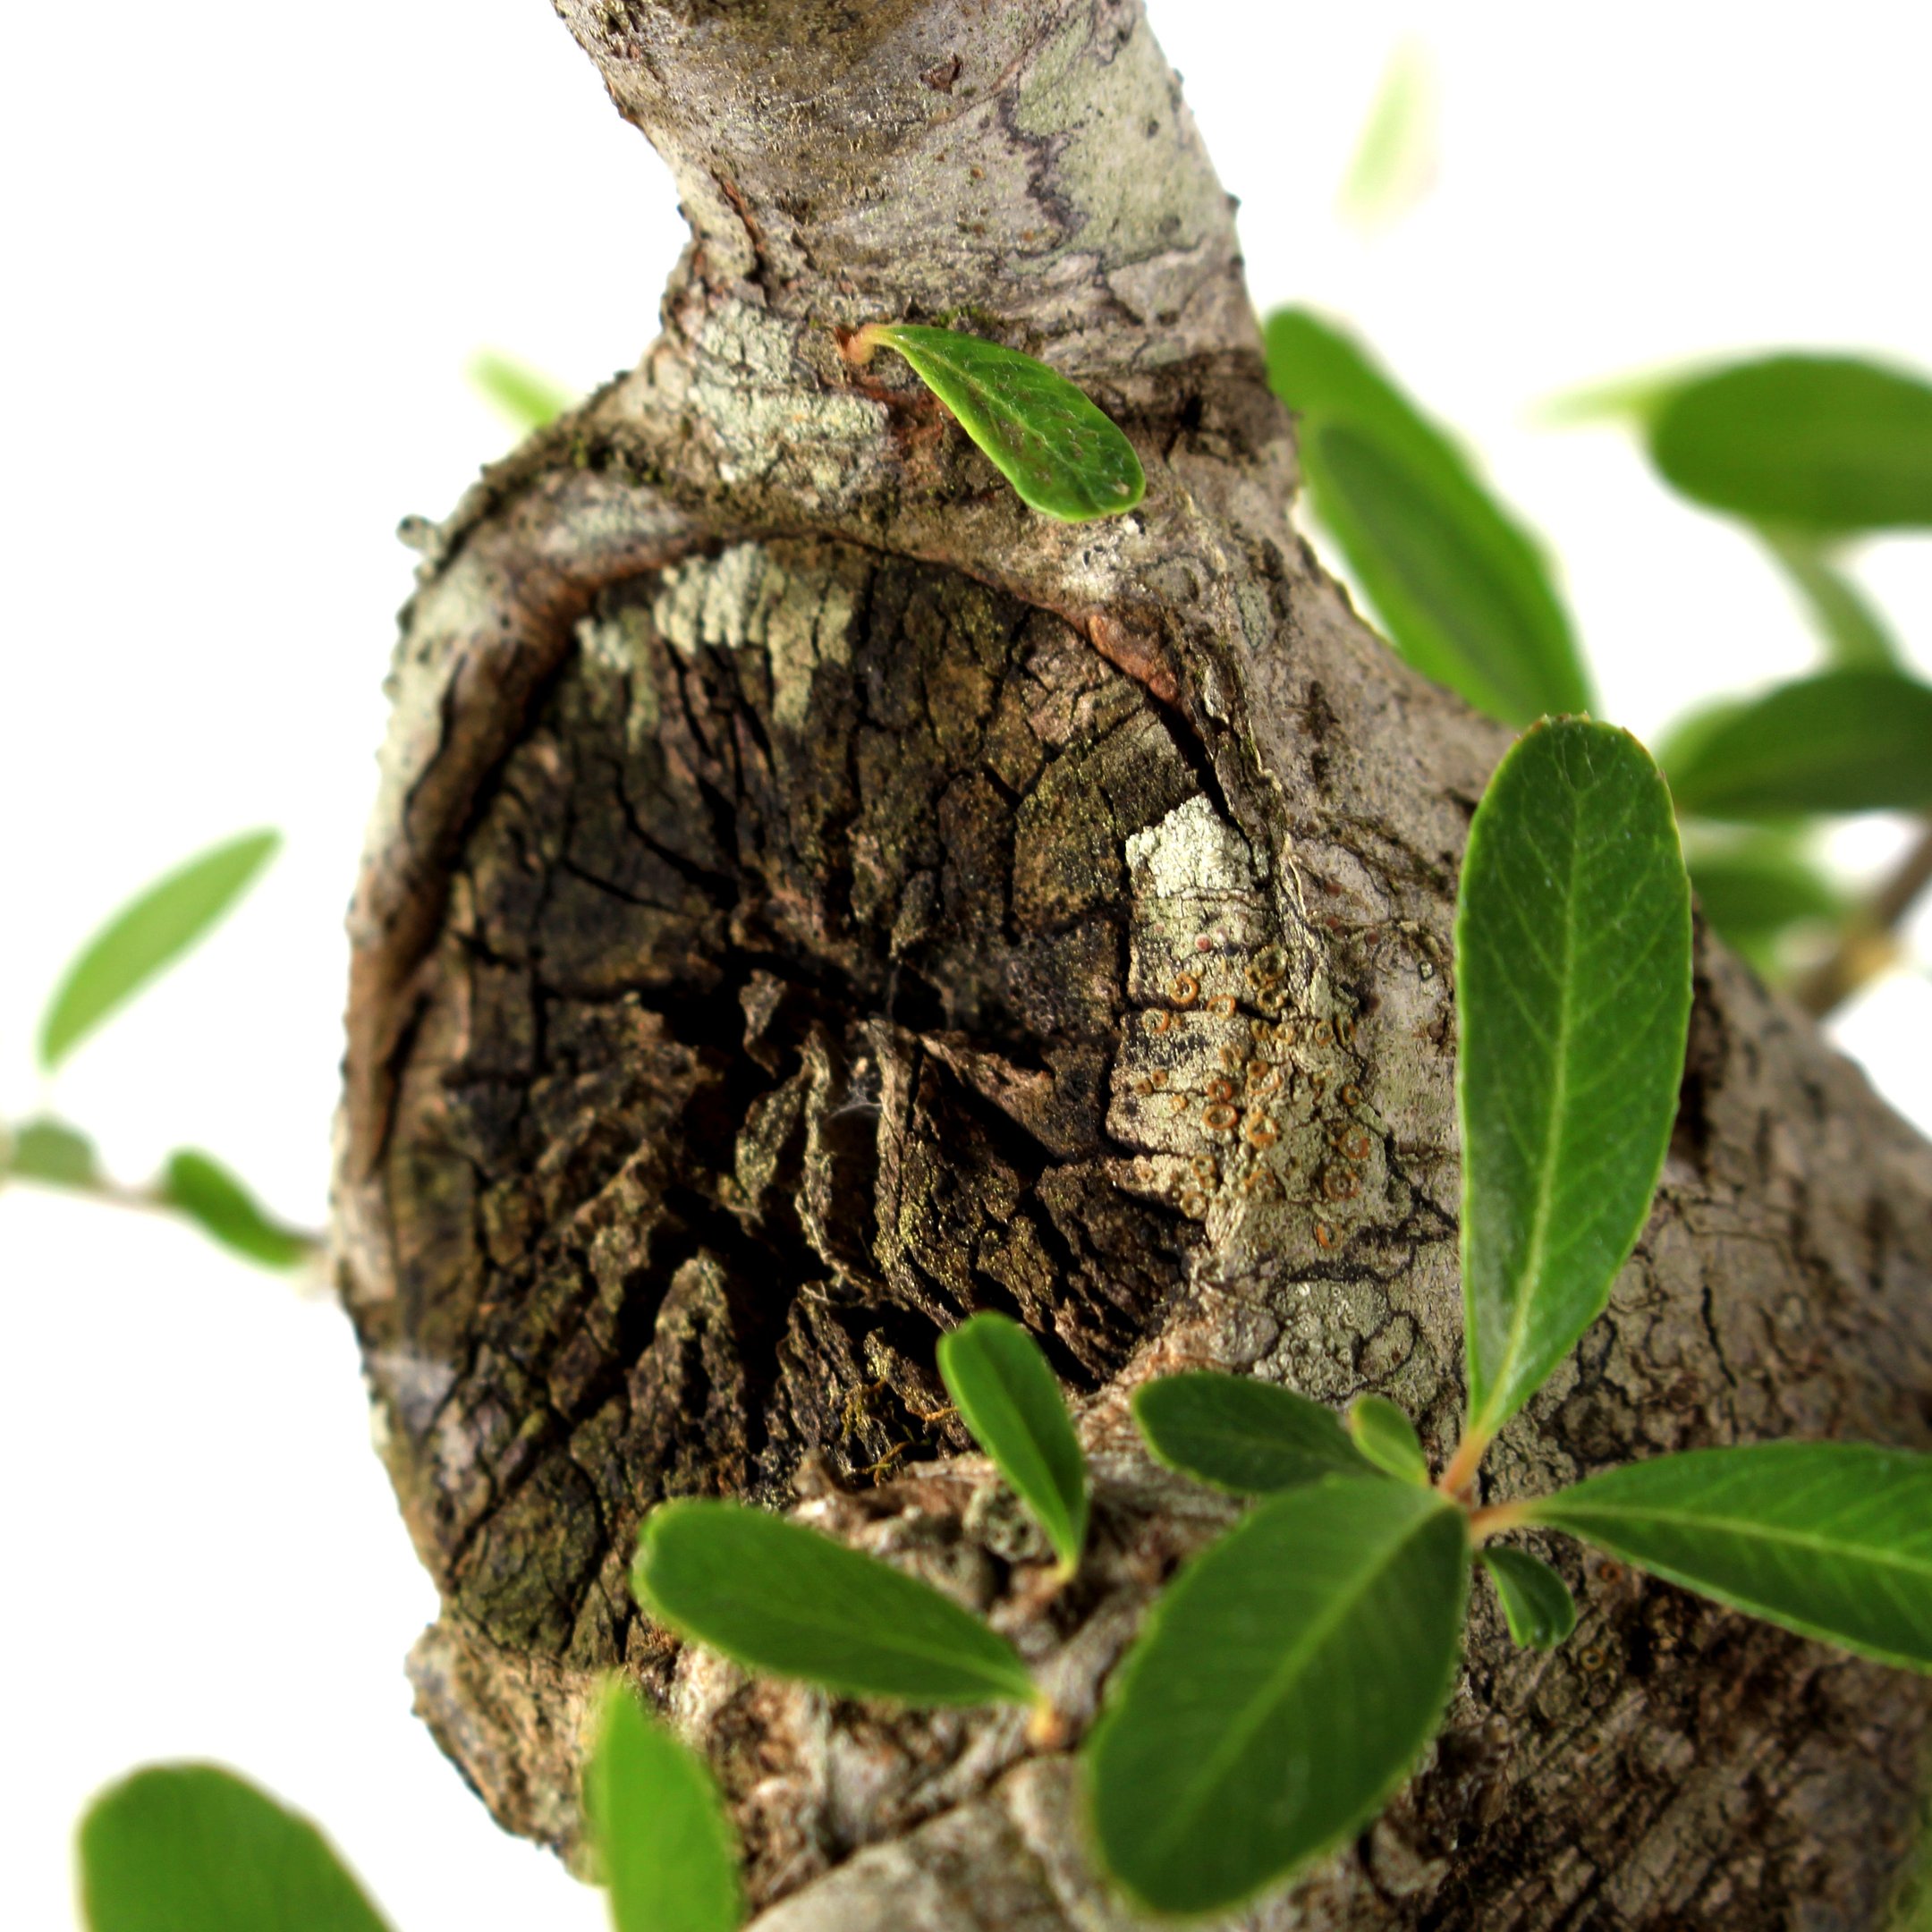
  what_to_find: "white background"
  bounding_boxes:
[3,4,1928,1925]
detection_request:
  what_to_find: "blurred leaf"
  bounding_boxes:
[1527,1443,1932,1669]
[1085,1477,1468,1914]
[856,323,1144,521]
[1665,668,1932,818]
[1479,1546,1576,1648]
[1458,722,1692,1442]
[1346,1395,1429,1485]
[1266,309,1592,725]
[38,829,281,1070]
[164,1149,313,1270]
[1688,834,1845,969]
[1648,354,1932,534]
[937,1312,1088,1573]
[631,1499,1035,1706]
[584,1682,742,1932]
[79,1763,392,1932]
[1132,1371,1369,1494]
[468,351,577,433]
[1336,40,1436,231]
[3,1115,100,1188]
[1536,365,1686,429]
[1763,532,1905,671]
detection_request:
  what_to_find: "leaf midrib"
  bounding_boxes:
[1540,1498,1932,1581]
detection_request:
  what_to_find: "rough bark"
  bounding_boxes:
[334,3,1932,1925]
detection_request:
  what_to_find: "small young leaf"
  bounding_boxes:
[1526,1442,1932,1670]
[164,1149,313,1270]
[1762,531,1904,672]
[1132,1371,1368,1494]
[937,1311,1088,1573]
[1665,668,1932,818]
[1086,1477,1468,1915]
[468,350,577,433]
[1458,722,1692,1444]
[1479,1546,1577,1649]
[1336,40,1436,231]
[1264,308,1591,727]
[855,323,1145,522]
[632,1499,1035,1707]
[584,1682,743,1932]
[1346,1395,1429,1485]
[78,1763,393,1932]
[1648,354,1932,534]
[3,1115,100,1188]
[38,829,281,1069]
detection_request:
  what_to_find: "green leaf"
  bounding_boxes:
[3,1115,100,1188]
[164,1149,313,1270]
[1479,1546,1577,1649]
[631,1499,1035,1707]
[1665,668,1932,819]
[1458,721,1692,1444]
[855,323,1144,522]
[78,1764,392,1932]
[1648,354,1932,534]
[936,1312,1088,1574]
[1264,307,1591,726]
[1132,1371,1369,1494]
[38,829,281,1070]
[1526,1442,1932,1670]
[1762,531,1905,672]
[1687,834,1844,971]
[1085,1477,1469,1915]
[1346,1395,1429,1485]
[1336,40,1436,231]
[468,350,577,433]
[584,1682,743,1932]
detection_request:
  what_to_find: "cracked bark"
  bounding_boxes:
[332,4,1932,1926]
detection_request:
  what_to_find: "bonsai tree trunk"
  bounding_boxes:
[334,3,1932,1924]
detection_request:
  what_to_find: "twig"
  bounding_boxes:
[1792,819,1932,1019]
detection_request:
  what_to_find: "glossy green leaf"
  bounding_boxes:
[857,323,1144,521]
[1086,1477,1469,1915]
[1763,532,1904,671]
[1264,308,1591,726]
[937,1312,1088,1573]
[164,1150,313,1270]
[468,351,577,433]
[632,1499,1034,1707]
[3,1115,100,1188]
[78,1764,392,1932]
[1458,721,1692,1442]
[1346,1395,1429,1485]
[1528,1443,1932,1669]
[1648,354,1932,534]
[1479,1546,1577,1649]
[584,1682,742,1932]
[1132,1371,1368,1494]
[38,829,281,1069]
[1336,40,1436,231]
[1665,668,1932,819]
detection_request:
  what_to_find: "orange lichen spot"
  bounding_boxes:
[1180,1191,1208,1218]
[1321,1166,1361,1202]
[1208,994,1238,1018]
[1146,1008,1174,1034]
[1247,1063,1282,1095]
[1170,972,1200,1008]
[1339,1081,1362,1108]
[1203,1103,1240,1134]
[1217,1044,1245,1072]
[1308,1069,1327,1096]
[1149,1067,1170,1089]
[1243,1114,1280,1148]
[1206,1076,1236,1104]
[1191,1155,1218,1181]
[1315,1221,1336,1249]
[1312,1019,1334,1047]
[1131,1077,1153,1097]
[1241,1170,1283,1199]
[1336,1127,1372,1162]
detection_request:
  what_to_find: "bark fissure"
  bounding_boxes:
[334,3,1932,1926]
